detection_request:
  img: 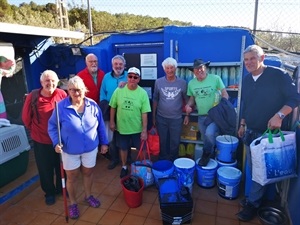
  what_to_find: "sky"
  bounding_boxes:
[7,0,300,33]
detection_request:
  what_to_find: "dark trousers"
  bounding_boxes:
[109,131,131,163]
[33,141,62,197]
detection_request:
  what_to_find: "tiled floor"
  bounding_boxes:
[0,150,262,225]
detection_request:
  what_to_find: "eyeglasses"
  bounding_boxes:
[68,88,82,93]
[128,75,139,80]
[88,60,98,63]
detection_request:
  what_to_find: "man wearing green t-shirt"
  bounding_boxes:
[185,59,229,166]
[109,67,151,178]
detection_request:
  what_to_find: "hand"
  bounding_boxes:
[140,130,147,140]
[55,144,63,153]
[99,145,108,154]
[0,59,14,70]
[268,114,282,130]
[183,115,189,125]
[109,121,116,131]
[118,81,127,88]
[185,104,193,114]
[237,127,245,138]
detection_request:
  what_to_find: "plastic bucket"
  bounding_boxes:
[173,158,195,193]
[217,166,242,200]
[121,175,144,208]
[216,158,237,168]
[152,160,174,185]
[216,135,239,163]
[196,158,218,188]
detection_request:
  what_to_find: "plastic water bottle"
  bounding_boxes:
[235,67,241,84]
[221,67,229,87]
[216,67,222,77]
[229,67,236,85]
[210,67,216,75]
[180,68,186,80]
[176,68,181,77]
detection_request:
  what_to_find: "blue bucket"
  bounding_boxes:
[196,158,218,188]
[173,158,195,193]
[217,166,242,200]
[216,158,237,168]
[216,135,239,163]
[152,160,174,185]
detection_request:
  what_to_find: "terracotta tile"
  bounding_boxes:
[142,190,158,204]
[147,204,162,221]
[191,212,215,225]
[51,216,76,225]
[215,216,239,225]
[109,197,130,213]
[194,199,217,216]
[120,214,146,225]
[143,217,163,225]
[127,202,152,217]
[98,194,117,209]
[91,181,109,195]
[217,202,239,220]
[102,184,122,197]
[27,211,59,225]
[98,209,126,225]
[197,186,219,202]
[80,207,106,223]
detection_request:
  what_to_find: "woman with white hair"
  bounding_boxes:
[48,76,108,220]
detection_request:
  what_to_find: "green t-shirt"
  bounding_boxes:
[109,85,151,134]
[187,74,225,115]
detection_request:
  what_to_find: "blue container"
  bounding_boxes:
[217,166,242,200]
[216,135,239,163]
[216,158,237,168]
[196,158,218,188]
[152,160,174,185]
[173,158,195,193]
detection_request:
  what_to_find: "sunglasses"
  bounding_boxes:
[128,75,139,80]
[68,88,82,93]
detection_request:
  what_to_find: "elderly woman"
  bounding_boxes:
[48,76,108,220]
[22,70,67,205]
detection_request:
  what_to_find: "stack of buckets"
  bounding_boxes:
[215,135,242,199]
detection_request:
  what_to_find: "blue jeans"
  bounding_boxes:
[156,115,183,161]
[198,115,219,155]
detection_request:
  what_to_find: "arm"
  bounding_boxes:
[152,100,157,126]
[185,96,195,114]
[220,88,229,100]
[110,107,116,131]
[267,105,293,130]
[141,113,148,141]
[21,93,33,130]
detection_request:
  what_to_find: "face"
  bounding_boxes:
[193,65,207,81]
[127,73,140,87]
[40,74,58,94]
[112,58,125,76]
[86,55,98,74]
[244,51,264,74]
[164,65,176,78]
[68,85,85,102]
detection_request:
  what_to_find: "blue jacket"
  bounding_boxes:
[100,71,128,102]
[48,97,108,154]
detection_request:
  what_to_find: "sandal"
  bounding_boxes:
[85,195,100,208]
[68,204,79,219]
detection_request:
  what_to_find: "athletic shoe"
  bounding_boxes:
[85,195,100,208]
[68,204,79,219]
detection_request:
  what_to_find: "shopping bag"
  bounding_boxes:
[147,126,160,156]
[250,129,297,186]
[131,140,154,188]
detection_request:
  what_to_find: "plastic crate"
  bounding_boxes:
[158,178,194,225]
[0,124,31,164]
[0,124,31,188]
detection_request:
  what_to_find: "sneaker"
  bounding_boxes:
[236,202,257,221]
[240,198,248,208]
[68,204,80,219]
[45,195,55,205]
[107,160,119,170]
[198,152,211,166]
[85,195,100,208]
[120,168,129,178]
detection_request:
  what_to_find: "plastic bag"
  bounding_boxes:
[250,129,297,186]
[147,126,160,156]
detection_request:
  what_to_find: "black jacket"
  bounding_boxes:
[204,97,237,136]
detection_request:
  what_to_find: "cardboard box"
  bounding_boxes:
[181,122,199,141]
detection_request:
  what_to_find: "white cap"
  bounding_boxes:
[128,67,140,76]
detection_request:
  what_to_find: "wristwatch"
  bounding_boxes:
[277,111,285,119]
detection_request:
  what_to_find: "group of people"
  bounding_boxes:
[21,44,300,222]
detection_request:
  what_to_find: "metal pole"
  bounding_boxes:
[253,0,259,39]
[87,0,93,45]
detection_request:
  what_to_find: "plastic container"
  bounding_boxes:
[152,160,174,185]
[216,158,237,168]
[196,158,218,188]
[121,175,144,208]
[216,135,239,163]
[0,124,31,188]
[217,166,242,200]
[174,158,195,193]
